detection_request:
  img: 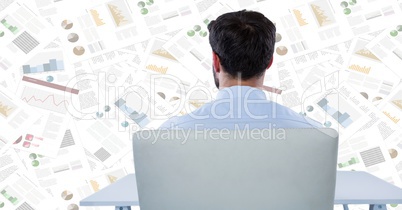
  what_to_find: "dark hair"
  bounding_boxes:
[208,10,276,80]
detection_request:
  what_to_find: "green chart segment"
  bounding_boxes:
[1,187,20,205]
[338,157,359,168]
[1,19,19,35]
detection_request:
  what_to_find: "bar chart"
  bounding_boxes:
[22,59,64,74]
[317,93,362,128]
[338,157,360,168]
[0,16,20,35]
[1,186,21,206]
[22,51,65,74]
[115,98,150,127]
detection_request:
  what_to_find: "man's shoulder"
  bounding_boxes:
[159,107,323,129]
[159,115,185,129]
[159,90,323,129]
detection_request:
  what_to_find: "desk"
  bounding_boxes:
[80,171,402,210]
[335,171,402,210]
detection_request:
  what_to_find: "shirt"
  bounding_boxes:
[159,86,322,129]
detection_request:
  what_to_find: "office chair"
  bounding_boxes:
[133,128,338,210]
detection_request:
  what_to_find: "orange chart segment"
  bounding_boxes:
[383,111,400,124]
[348,64,371,75]
[293,9,308,26]
[0,93,16,118]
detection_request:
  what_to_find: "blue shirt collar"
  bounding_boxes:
[216,86,267,100]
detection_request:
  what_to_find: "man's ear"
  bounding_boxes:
[267,57,274,69]
[212,51,220,73]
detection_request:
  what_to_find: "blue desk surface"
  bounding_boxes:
[80,171,402,206]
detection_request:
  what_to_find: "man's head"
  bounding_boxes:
[208,10,276,89]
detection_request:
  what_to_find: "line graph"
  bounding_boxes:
[22,95,69,107]
[21,87,69,114]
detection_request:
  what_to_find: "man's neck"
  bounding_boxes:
[218,78,264,89]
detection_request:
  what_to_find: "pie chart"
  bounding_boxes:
[372,96,382,102]
[389,149,398,159]
[31,160,39,167]
[61,20,73,30]
[29,153,37,160]
[276,46,288,56]
[199,31,208,37]
[67,33,79,43]
[67,204,79,210]
[170,96,180,102]
[360,92,368,100]
[73,46,85,56]
[157,92,165,100]
[13,136,22,144]
[61,190,73,200]
[187,30,195,37]
[275,33,282,42]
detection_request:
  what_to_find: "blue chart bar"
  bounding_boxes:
[317,98,328,107]
[338,113,350,124]
[115,98,150,127]
[22,59,64,74]
[317,98,353,128]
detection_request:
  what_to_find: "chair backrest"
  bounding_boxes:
[133,128,338,210]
